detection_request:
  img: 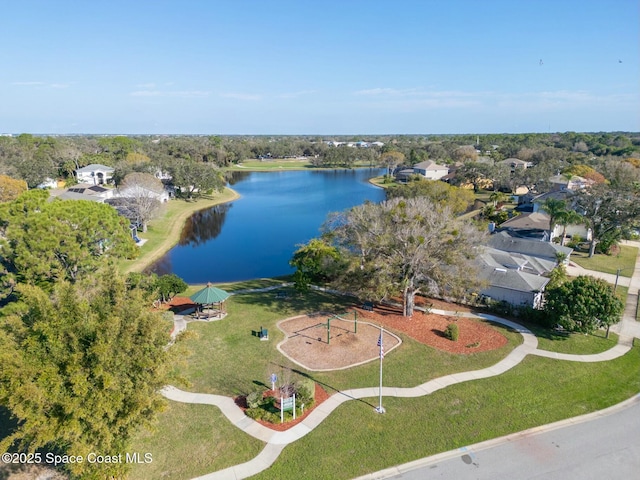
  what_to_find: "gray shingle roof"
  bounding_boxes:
[477,262,549,292]
[488,231,572,261]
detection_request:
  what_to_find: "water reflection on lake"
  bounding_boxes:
[147,168,384,283]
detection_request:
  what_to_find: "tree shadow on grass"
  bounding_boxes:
[232,288,356,318]
[270,363,376,409]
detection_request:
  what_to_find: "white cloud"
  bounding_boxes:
[220,93,262,101]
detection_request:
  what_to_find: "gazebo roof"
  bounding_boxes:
[189,283,230,305]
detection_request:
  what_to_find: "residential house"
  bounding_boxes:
[488,231,573,263]
[497,212,554,241]
[475,231,573,309]
[116,182,169,203]
[395,160,450,182]
[476,257,550,309]
[56,184,114,203]
[76,164,115,185]
[412,160,450,180]
[499,157,532,173]
[548,174,591,192]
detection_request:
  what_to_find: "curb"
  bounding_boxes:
[351,393,640,480]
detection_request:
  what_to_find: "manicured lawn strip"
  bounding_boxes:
[174,289,522,396]
[129,402,264,480]
[524,323,619,354]
[571,245,638,277]
[253,344,640,480]
[117,188,240,274]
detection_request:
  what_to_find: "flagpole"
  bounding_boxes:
[376,324,385,414]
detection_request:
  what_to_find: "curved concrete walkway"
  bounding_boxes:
[163,310,635,480]
[163,245,640,480]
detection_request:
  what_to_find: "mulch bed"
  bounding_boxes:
[235,383,330,431]
[355,301,508,354]
[163,296,197,314]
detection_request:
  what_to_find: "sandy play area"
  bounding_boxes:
[277,313,401,371]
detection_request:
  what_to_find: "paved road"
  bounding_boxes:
[380,396,640,480]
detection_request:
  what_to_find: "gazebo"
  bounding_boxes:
[189,283,230,320]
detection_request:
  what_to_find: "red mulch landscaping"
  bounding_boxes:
[235,383,330,431]
[354,300,508,354]
[164,296,197,313]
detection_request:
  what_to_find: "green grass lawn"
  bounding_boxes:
[525,323,619,354]
[116,188,240,274]
[122,285,640,480]
[571,245,638,277]
[254,342,640,480]
[171,289,522,397]
[129,402,264,480]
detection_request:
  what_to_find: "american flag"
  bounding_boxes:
[377,334,384,359]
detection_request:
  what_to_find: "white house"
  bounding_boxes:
[76,164,115,185]
[412,160,450,180]
[548,174,591,192]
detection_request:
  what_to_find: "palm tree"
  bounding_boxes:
[541,198,568,243]
[557,209,584,246]
[489,191,509,207]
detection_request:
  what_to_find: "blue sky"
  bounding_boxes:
[1,0,638,134]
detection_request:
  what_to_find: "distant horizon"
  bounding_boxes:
[3,130,639,137]
[2,1,638,134]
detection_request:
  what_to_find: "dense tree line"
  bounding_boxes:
[1,132,638,190]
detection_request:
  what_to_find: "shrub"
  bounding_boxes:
[444,323,459,341]
[246,391,262,409]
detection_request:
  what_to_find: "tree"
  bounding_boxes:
[118,172,165,232]
[290,239,343,291]
[169,159,225,199]
[0,271,175,479]
[0,192,138,287]
[155,273,188,303]
[489,191,509,207]
[452,145,478,163]
[540,198,569,242]
[0,174,27,202]
[556,208,584,246]
[379,150,405,176]
[544,276,624,335]
[575,183,640,256]
[322,197,483,317]
[386,179,475,215]
[452,162,495,192]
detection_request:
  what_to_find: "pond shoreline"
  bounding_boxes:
[122,187,241,275]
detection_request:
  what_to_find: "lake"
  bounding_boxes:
[147,168,385,283]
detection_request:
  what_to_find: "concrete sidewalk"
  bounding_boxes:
[164,242,640,480]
